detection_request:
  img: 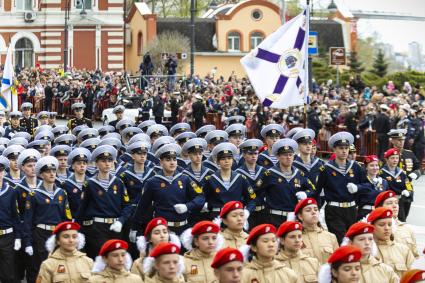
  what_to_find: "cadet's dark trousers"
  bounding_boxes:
[249,209,268,229]
[325,205,357,244]
[377,133,389,159]
[0,233,15,283]
[168,224,189,236]
[81,222,122,259]
[268,214,288,229]
[27,228,51,283]
[398,196,411,222]
[356,208,372,221]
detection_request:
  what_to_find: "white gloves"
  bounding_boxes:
[129,230,137,243]
[174,204,188,214]
[401,190,410,197]
[295,191,307,200]
[409,173,418,180]
[201,203,209,213]
[110,221,123,233]
[14,239,21,251]
[244,209,250,220]
[25,246,33,256]
[347,183,358,194]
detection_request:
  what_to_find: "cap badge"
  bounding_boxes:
[157,220,162,225]
[235,203,240,208]
[295,224,299,229]
[307,199,312,204]
[386,211,391,216]
[265,226,270,233]
[229,253,236,260]
[116,243,121,248]
[207,226,212,232]
[171,246,176,253]
[348,254,354,262]
[364,228,368,233]
[66,224,71,229]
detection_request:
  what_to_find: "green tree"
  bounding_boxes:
[371,49,388,77]
[347,51,364,75]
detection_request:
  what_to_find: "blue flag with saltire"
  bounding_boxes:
[1,45,18,111]
[240,7,310,109]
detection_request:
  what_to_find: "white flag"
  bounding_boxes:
[241,8,309,109]
[1,46,18,111]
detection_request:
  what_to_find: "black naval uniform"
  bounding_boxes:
[4,125,26,139]
[67,117,93,130]
[20,116,38,136]
[399,148,421,219]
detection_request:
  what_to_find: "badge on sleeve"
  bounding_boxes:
[191,182,202,194]
[190,265,198,275]
[160,183,166,188]
[57,265,66,273]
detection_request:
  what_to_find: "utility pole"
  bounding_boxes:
[64,0,70,71]
[190,0,196,78]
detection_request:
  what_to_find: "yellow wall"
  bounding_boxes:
[185,54,247,79]
[216,4,281,52]
[125,11,149,74]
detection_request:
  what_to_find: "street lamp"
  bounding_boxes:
[327,0,338,14]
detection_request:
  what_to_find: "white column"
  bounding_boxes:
[96,25,101,69]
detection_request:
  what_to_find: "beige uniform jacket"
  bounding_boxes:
[220,229,248,249]
[394,219,419,258]
[183,249,215,283]
[131,255,146,280]
[241,257,300,283]
[144,274,186,283]
[301,227,339,265]
[88,267,143,283]
[375,239,415,278]
[359,255,399,283]
[275,250,319,283]
[37,249,93,283]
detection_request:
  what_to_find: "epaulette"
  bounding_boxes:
[319,165,325,172]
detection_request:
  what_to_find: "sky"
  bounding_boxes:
[314,0,425,53]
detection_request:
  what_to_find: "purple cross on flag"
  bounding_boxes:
[240,8,310,109]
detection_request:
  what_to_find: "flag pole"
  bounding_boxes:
[304,0,310,128]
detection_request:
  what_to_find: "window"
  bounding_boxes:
[76,0,91,10]
[251,9,262,21]
[137,32,142,56]
[14,38,34,68]
[250,32,264,49]
[227,32,240,52]
[16,0,32,10]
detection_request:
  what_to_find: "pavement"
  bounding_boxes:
[406,177,425,255]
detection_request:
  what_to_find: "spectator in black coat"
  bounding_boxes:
[152,92,164,124]
[192,94,206,131]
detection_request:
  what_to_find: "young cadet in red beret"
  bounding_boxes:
[379,148,413,221]
[346,155,389,220]
[142,242,185,283]
[211,247,244,283]
[368,207,414,277]
[181,221,223,283]
[292,198,338,264]
[216,201,248,249]
[400,269,425,283]
[90,239,142,283]
[131,217,181,280]
[240,224,298,283]
[342,222,399,282]
[37,221,93,283]
[374,190,419,258]
[275,221,320,283]
[318,245,362,283]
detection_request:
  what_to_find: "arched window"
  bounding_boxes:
[14,38,34,68]
[250,31,264,49]
[137,32,143,56]
[227,31,241,52]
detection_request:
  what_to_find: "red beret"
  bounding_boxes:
[329,153,336,160]
[345,222,374,239]
[246,224,276,245]
[294,198,317,215]
[149,242,180,258]
[276,221,302,238]
[384,148,399,158]
[327,245,362,264]
[99,239,128,256]
[400,269,425,283]
[145,217,168,237]
[220,201,244,218]
[364,155,379,164]
[52,221,80,235]
[312,139,317,146]
[211,247,243,269]
[374,190,397,207]
[367,207,393,223]
[192,221,220,236]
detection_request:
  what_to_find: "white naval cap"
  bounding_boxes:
[138,120,156,131]
[285,127,303,139]
[211,142,237,160]
[225,123,246,136]
[8,137,28,148]
[116,119,135,131]
[146,124,168,137]
[3,144,25,159]
[17,149,41,168]
[78,128,99,140]
[152,136,176,153]
[205,130,228,145]
[50,145,72,157]
[195,125,216,137]
[35,156,59,176]
[54,134,76,146]
[328,131,354,148]
[182,138,207,153]
[292,128,315,143]
[127,141,151,153]
[170,122,191,136]
[260,124,284,138]
[155,143,181,159]
[239,139,263,152]
[0,156,9,169]
[272,138,298,156]
[91,145,117,162]
[128,133,151,145]
[68,147,92,166]
[175,132,197,144]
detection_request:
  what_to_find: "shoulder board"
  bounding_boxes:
[205,175,211,180]
[319,165,325,172]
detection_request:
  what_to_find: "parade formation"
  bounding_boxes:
[0,97,423,283]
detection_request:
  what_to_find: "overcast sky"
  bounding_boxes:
[312,0,425,53]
